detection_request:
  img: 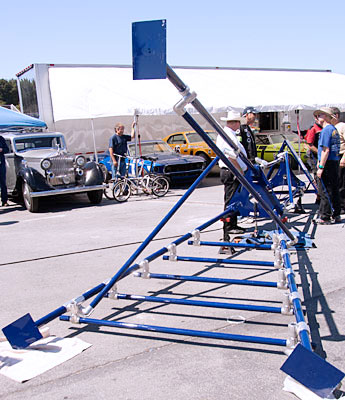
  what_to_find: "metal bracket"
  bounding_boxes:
[139,259,150,279]
[287,236,299,248]
[286,322,299,349]
[107,284,118,300]
[281,292,294,315]
[285,267,295,277]
[296,321,310,335]
[277,268,288,289]
[274,249,283,269]
[271,233,280,251]
[285,203,295,212]
[66,301,83,324]
[173,89,197,116]
[167,243,177,261]
[190,229,201,246]
[290,291,301,302]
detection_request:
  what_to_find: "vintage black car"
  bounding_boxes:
[2,131,104,212]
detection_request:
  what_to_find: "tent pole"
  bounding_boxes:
[134,111,139,177]
[296,110,301,173]
[90,118,98,163]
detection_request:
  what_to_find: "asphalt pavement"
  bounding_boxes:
[0,174,345,400]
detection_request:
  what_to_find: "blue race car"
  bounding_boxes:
[98,139,205,185]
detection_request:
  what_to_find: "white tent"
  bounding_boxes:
[48,66,345,120]
[28,64,345,152]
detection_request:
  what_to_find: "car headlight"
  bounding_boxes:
[41,159,52,170]
[75,155,86,167]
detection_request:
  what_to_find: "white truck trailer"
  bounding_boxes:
[16,63,345,154]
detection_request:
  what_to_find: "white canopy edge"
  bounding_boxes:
[48,66,345,122]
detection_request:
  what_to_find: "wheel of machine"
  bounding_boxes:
[22,181,39,212]
[152,176,169,197]
[87,189,103,204]
[104,181,115,199]
[113,180,131,202]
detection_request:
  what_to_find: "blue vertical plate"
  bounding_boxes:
[132,19,167,80]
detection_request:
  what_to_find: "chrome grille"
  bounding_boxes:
[48,155,76,186]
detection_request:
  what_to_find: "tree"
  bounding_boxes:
[0,79,19,107]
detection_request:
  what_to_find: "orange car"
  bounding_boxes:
[163,130,217,165]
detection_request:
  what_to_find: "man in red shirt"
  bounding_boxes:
[305,116,322,204]
[305,116,322,172]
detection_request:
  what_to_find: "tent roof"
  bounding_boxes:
[47,66,345,121]
[0,106,47,129]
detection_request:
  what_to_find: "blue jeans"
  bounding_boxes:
[0,162,8,204]
[111,157,126,179]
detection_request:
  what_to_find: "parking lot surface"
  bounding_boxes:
[1,175,344,399]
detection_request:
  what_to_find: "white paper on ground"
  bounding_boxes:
[283,376,341,400]
[0,336,92,382]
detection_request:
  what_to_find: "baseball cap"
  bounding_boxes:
[242,106,258,116]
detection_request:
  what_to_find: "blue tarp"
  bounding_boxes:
[0,106,47,129]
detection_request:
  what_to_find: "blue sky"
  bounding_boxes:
[3,0,345,79]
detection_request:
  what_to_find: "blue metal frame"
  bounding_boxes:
[162,255,275,267]
[113,293,282,313]
[60,315,287,347]
[188,240,272,250]
[135,272,278,288]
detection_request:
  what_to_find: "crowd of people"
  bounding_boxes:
[217,106,344,246]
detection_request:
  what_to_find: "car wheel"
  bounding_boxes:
[87,190,103,204]
[22,182,39,212]
[99,163,110,182]
[151,176,169,197]
[113,180,131,202]
[196,152,211,166]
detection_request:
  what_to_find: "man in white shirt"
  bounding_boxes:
[216,110,248,244]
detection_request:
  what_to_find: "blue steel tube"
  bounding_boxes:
[280,238,312,351]
[119,205,240,281]
[59,315,287,347]
[115,293,282,313]
[284,152,294,204]
[162,255,274,267]
[86,157,218,313]
[188,240,272,250]
[34,283,106,327]
[137,272,277,288]
[166,66,295,241]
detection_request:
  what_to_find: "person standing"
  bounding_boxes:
[314,107,341,224]
[217,111,248,243]
[305,116,323,172]
[108,122,135,178]
[305,115,323,204]
[0,135,9,207]
[239,106,258,163]
[331,107,345,213]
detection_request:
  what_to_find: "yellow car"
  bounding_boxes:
[163,130,217,165]
[164,130,308,169]
[255,133,308,167]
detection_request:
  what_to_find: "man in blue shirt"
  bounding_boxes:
[108,122,135,178]
[314,107,341,224]
[0,135,9,207]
